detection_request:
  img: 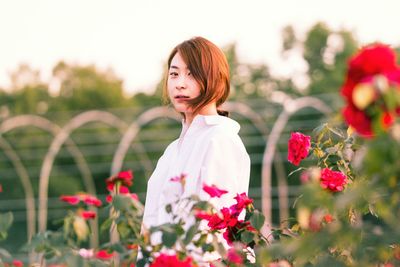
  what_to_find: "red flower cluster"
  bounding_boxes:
[320,168,347,192]
[341,43,400,137]
[287,132,311,166]
[106,184,139,203]
[149,253,194,267]
[60,193,102,207]
[105,170,139,203]
[195,189,255,245]
[106,170,133,189]
[59,193,101,220]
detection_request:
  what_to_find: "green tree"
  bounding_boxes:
[52,61,129,111]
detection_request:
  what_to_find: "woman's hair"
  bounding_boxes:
[163,36,230,116]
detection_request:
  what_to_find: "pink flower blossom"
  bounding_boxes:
[79,248,94,258]
[320,168,347,192]
[287,132,311,166]
[202,183,228,198]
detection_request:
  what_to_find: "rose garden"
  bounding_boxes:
[1,44,400,266]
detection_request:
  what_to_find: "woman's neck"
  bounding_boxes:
[184,104,218,125]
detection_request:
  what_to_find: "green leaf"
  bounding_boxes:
[241,231,255,243]
[113,195,133,211]
[0,212,13,237]
[250,210,265,230]
[117,222,131,239]
[183,223,199,245]
[201,243,214,252]
[100,218,113,232]
[162,230,177,248]
[327,126,345,138]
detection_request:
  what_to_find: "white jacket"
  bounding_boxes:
[142,114,251,238]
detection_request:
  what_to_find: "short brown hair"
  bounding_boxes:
[163,36,230,116]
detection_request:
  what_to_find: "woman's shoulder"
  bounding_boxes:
[162,139,179,154]
[203,116,247,150]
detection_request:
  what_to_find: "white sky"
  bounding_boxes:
[1,0,399,95]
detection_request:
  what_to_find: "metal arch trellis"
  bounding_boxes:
[35,110,155,244]
[0,137,35,241]
[37,110,127,233]
[0,115,95,242]
[111,106,181,176]
[225,100,301,225]
[261,96,332,230]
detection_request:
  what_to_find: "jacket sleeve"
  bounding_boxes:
[198,132,251,211]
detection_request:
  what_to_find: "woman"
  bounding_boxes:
[142,36,251,244]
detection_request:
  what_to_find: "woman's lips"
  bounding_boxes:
[174,95,191,101]
[174,95,190,99]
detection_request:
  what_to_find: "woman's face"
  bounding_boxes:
[167,52,201,117]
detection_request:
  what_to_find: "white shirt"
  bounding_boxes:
[142,114,251,236]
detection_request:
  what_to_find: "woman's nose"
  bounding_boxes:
[176,75,187,89]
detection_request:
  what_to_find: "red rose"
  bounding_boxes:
[287,132,311,166]
[340,43,400,138]
[381,111,395,130]
[106,170,133,188]
[207,212,228,230]
[320,168,347,192]
[227,248,243,264]
[12,260,23,267]
[80,210,96,220]
[194,210,213,221]
[60,195,80,205]
[347,43,398,83]
[96,250,114,260]
[202,183,228,198]
[230,193,253,216]
[60,193,102,207]
[324,214,334,224]
[150,253,194,267]
[82,195,102,207]
[342,104,373,137]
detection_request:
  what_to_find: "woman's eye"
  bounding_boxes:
[187,72,191,76]
[169,72,178,77]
